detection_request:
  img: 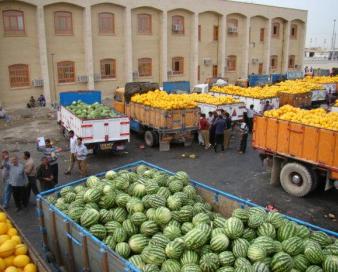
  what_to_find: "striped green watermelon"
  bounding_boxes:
[141,245,166,265]
[234,257,251,268]
[305,265,323,272]
[113,227,127,242]
[257,223,276,239]
[85,202,99,211]
[68,207,85,222]
[193,202,211,215]
[304,246,325,265]
[266,212,285,229]
[130,212,147,226]
[115,242,130,258]
[277,222,298,241]
[297,225,311,239]
[224,217,244,239]
[105,170,117,180]
[199,253,220,272]
[179,205,194,223]
[99,209,113,224]
[54,201,68,211]
[167,195,183,211]
[213,216,227,228]
[232,208,249,222]
[181,250,200,265]
[168,219,181,228]
[174,192,189,205]
[149,233,170,249]
[154,207,172,225]
[122,219,138,236]
[89,224,107,240]
[210,234,230,253]
[261,257,272,266]
[217,267,235,272]
[183,185,196,198]
[128,234,149,253]
[192,212,210,226]
[282,236,304,256]
[271,252,293,272]
[129,255,145,270]
[126,199,144,214]
[175,171,190,185]
[74,185,85,193]
[132,183,146,198]
[140,220,159,237]
[84,188,102,203]
[157,187,171,199]
[293,254,310,271]
[181,264,202,272]
[323,255,338,272]
[182,222,194,234]
[195,223,212,238]
[105,221,121,235]
[60,186,74,197]
[310,232,333,248]
[165,238,185,259]
[163,225,182,241]
[146,194,166,208]
[232,238,250,258]
[247,244,267,262]
[64,192,76,203]
[323,244,338,256]
[98,194,115,209]
[248,207,267,217]
[103,235,115,250]
[144,180,160,195]
[143,264,160,272]
[253,236,277,255]
[80,208,100,228]
[168,179,184,193]
[200,245,212,256]
[212,228,225,238]
[86,176,100,187]
[146,208,156,220]
[115,177,130,191]
[242,228,257,241]
[113,207,128,223]
[248,213,266,229]
[115,192,130,207]
[161,259,181,272]
[218,251,235,266]
[252,261,270,272]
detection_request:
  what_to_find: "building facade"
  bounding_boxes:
[0,0,307,107]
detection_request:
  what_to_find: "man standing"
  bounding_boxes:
[23,151,39,206]
[213,114,226,152]
[247,104,255,133]
[7,156,27,212]
[239,120,249,154]
[65,130,77,175]
[223,112,232,149]
[263,101,273,112]
[0,150,11,209]
[199,114,211,149]
[37,138,59,184]
[36,157,54,192]
[75,138,88,177]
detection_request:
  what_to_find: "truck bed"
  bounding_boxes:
[253,115,338,179]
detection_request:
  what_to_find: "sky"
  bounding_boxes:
[231,0,338,49]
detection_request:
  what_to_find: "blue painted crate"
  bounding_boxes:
[59,90,102,106]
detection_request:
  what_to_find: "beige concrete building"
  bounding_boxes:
[0,0,307,107]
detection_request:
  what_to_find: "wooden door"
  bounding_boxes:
[212,65,218,77]
[258,63,263,74]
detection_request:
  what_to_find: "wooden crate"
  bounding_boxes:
[184,108,200,128]
[125,103,131,117]
[278,92,312,107]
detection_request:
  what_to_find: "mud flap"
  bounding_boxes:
[325,176,334,191]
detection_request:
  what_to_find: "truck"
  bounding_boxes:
[113,85,199,151]
[210,91,279,114]
[252,115,338,197]
[37,160,338,272]
[163,81,190,93]
[57,90,130,153]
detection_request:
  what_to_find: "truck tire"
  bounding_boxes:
[144,130,155,147]
[280,162,313,197]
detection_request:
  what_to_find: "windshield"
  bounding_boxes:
[192,87,202,93]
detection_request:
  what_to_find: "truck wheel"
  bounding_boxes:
[144,131,155,147]
[152,131,159,146]
[280,162,313,197]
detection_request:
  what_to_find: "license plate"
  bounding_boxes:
[116,145,125,151]
[100,143,114,150]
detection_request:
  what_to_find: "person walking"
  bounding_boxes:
[65,130,77,175]
[37,138,59,184]
[247,104,255,133]
[7,156,27,212]
[36,157,54,192]
[0,150,11,209]
[209,111,218,147]
[223,112,232,149]
[75,138,88,177]
[214,114,226,152]
[199,113,211,149]
[23,151,39,206]
[238,119,249,154]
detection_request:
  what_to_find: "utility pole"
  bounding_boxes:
[331,19,336,50]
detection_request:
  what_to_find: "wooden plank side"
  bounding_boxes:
[252,116,267,149]
[276,120,290,154]
[302,126,319,162]
[170,110,183,130]
[184,108,199,128]
[288,123,304,157]
[318,129,335,166]
[266,118,278,151]
[333,133,338,168]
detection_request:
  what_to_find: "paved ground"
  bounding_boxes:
[0,108,337,267]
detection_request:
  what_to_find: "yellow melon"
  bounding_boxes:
[0,213,7,223]
[4,255,15,266]
[15,244,27,256]
[7,228,18,237]
[11,236,21,245]
[23,264,37,272]
[0,240,16,258]
[0,223,8,235]
[13,255,30,268]
[0,257,6,270]
[0,235,10,245]
[5,266,17,272]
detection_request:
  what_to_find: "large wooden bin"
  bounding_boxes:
[278,92,312,107]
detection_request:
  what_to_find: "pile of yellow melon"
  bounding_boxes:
[303,75,338,84]
[264,105,338,131]
[188,93,240,105]
[0,212,37,272]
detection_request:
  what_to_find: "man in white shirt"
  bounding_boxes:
[65,130,77,175]
[247,104,256,133]
[75,137,88,177]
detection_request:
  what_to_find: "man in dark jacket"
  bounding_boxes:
[36,157,54,192]
[214,115,226,152]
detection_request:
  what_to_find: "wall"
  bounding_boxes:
[289,20,305,69]
[249,16,267,74]
[270,17,285,74]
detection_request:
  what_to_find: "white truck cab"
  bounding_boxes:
[192,84,209,94]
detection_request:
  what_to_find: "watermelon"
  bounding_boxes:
[181,264,202,272]
[270,252,293,272]
[232,238,250,258]
[323,244,338,256]
[257,223,276,239]
[149,233,170,249]
[213,216,227,228]
[141,245,166,265]
[248,213,266,229]
[84,188,102,203]
[131,183,146,198]
[129,255,145,270]
[179,206,194,223]
[130,212,147,226]
[68,207,85,222]
[323,255,338,272]
[181,250,199,265]
[146,194,166,208]
[232,208,249,222]
[128,234,149,253]
[253,236,277,255]
[242,228,257,241]
[99,209,113,224]
[217,267,235,272]
[252,262,270,272]
[157,187,172,199]
[89,224,107,240]
[212,228,225,237]
[305,266,323,272]
[163,225,182,240]
[282,236,304,256]
[103,235,116,250]
[80,208,100,228]
[113,207,128,223]
[304,246,325,265]
[115,193,131,207]
[234,257,251,268]
[310,232,333,248]
[266,212,285,229]
[165,238,185,259]
[60,186,73,197]
[247,244,267,262]
[218,251,235,266]
[293,254,310,271]
[143,264,160,272]
[168,179,184,193]
[277,222,298,241]
[192,213,210,226]
[136,165,148,175]
[64,192,76,203]
[105,170,117,180]
[199,253,220,272]
[140,220,159,237]
[297,225,311,239]
[167,195,183,211]
[182,222,194,234]
[113,227,127,242]
[115,242,130,258]
[223,217,244,239]
[154,207,172,225]
[105,221,122,235]
[122,219,138,236]
[183,185,196,198]
[161,259,181,272]
[210,234,230,253]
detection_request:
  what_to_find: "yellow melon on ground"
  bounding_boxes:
[23,263,37,272]
[13,255,30,268]
[0,240,16,258]
[15,244,28,256]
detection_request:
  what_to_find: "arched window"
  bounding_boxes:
[270,55,278,70]
[291,24,298,39]
[138,58,152,77]
[99,12,115,34]
[172,15,184,34]
[227,18,238,35]
[57,61,75,83]
[172,57,184,75]
[227,55,237,71]
[272,22,280,38]
[100,59,116,79]
[54,11,73,35]
[3,10,25,35]
[137,14,152,34]
[288,55,295,69]
[8,64,29,88]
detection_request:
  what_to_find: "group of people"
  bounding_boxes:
[0,131,88,212]
[27,94,46,108]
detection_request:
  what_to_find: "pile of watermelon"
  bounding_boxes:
[46,165,338,272]
[66,100,119,119]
